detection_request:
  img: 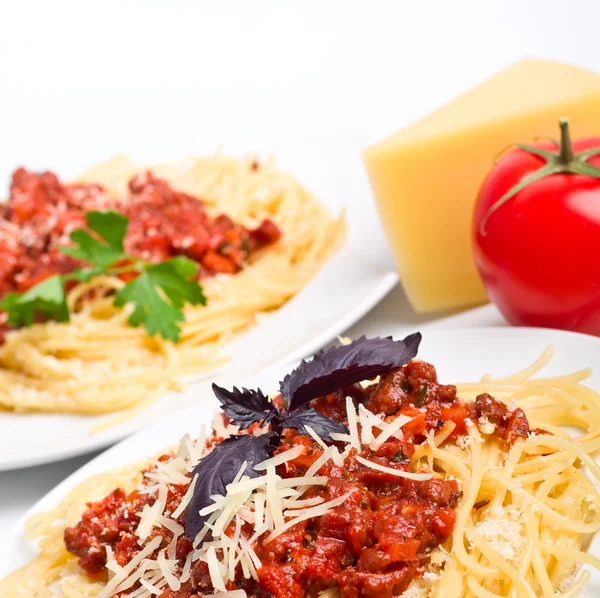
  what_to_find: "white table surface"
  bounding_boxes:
[0,0,595,542]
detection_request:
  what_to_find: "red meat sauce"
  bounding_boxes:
[64,360,536,598]
[0,168,281,328]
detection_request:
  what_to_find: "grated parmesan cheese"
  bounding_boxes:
[358,404,376,445]
[303,425,328,450]
[136,484,166,542]
[556,565,582,595]
[370,414,411,449]
[157,515,184,536]
[144,455,190,486]
[355,456,433,481]
[264,492,352,543]
[478,416,496,435]
[157,552,181,591]
[266,466,284,531]
[429,544,449,567]
[456,434,474,450]
[255,445,305,470]
[470,505,525,563]
[171,473,199,519]
[422,571,441,583]
[346,396,361,450]
[139,576,168,596]
[180,551,194,583]
[425,428,436,450]
[330,432,352,443]
[304,446,337,478]
[282,496,325,509]
[401,579,432,598]
[206,546,227,591]
[98,535,162,597]
[253,492,266,531]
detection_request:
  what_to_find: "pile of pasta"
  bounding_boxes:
[1,350,600,597]
[411,349,600,597]
[0,154,345,425]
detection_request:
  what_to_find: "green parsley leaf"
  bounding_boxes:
[114,270,185,342]
[1,275,69,327]
[66,266,108,283]
[85,210,128,251]
[114,257,207,342]
[145,257,206,308]
[2,210,207,343]
[59,210,129,268]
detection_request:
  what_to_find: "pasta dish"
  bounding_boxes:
[1,333,598,597]
[0,154,344,422]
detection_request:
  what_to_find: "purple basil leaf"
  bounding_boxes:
[282,333,422,411]
[185,433,274,540]
[212,383,279,430]
[283,408,348,442]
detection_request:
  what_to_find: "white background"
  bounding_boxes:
[0,0,599,534]
[3,0,600,180]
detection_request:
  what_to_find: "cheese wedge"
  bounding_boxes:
[363,59,600,312]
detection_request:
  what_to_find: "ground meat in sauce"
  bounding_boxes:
[64,360,532,598]
[469,393,530,442]
[0,168,281,336]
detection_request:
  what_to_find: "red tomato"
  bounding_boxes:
[473,120,600,335]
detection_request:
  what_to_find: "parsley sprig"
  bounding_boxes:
[1,211,206,342]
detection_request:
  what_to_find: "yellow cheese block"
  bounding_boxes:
[363,59,600,312]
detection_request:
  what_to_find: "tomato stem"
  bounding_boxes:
[480,119,600,236]
[558,117,574,164]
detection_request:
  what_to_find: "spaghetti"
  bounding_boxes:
[1,345,599,597]
[0,154,345,420]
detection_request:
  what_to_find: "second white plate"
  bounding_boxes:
[1,327,599,595]
[0,131,398,471]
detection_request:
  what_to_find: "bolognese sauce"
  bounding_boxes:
[0,168,280,298]
[64,360,534,598]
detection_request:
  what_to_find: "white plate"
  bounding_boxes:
[0,130,398,471]
[1,326,599,594]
